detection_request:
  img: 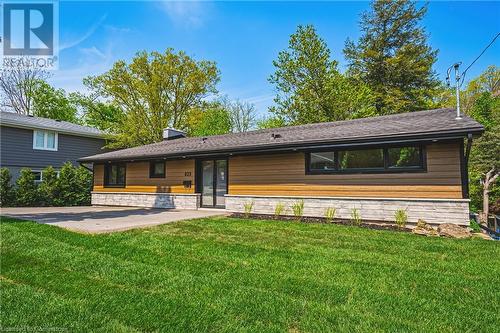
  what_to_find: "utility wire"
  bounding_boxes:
[460,32,500,87]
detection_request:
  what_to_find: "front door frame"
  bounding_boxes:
[195,158,229,208]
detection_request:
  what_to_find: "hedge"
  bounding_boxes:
[0,162,92,207]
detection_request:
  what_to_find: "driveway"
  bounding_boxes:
[0,206,225,233]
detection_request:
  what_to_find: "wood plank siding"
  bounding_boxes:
[228,142,463,199]
[93,159,195,194]
[93,142,463,199]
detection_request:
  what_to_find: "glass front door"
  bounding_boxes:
[200,159,227,207]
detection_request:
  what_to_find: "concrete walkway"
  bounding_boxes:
[0,206,225,233]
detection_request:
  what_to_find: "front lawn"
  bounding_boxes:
[1,216,499,332]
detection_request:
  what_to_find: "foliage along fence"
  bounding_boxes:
[0,162,92,207]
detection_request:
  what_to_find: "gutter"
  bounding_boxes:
[78,129,484,163]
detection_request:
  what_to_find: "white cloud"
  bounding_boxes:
[159,1,208,29]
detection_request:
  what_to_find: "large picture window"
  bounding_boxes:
[306,145,425,174]
[104,163,126,187]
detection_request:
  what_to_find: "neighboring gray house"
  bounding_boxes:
[0,111,107,182]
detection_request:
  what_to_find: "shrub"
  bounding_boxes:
[0,168,15,207]
[394,209,408,229]
[243,201,254,218]
[350,208,361,225]
[274,202,285,218]
[16,168,39,206]
[291,200,304,221]
[469,219,482,233]
[38,166,59,206]
[74,166,93,205]
[54,162,78,206]
[324,207,336,223]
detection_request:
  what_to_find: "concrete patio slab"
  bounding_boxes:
[0,206,225,233]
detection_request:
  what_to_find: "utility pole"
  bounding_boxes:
[446,62,462,120]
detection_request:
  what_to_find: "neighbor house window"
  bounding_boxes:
[32,170,42,183]
[149,161,166,178]
[104,163,126,187]
[306,145,425,174]
[33,130,58,151]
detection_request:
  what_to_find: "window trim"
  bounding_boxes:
[104,163,127,188]
[33,130,58,151]
[305,144,426,175]
[149,160,166,178]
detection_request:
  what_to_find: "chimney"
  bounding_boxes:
[163,128,186,140]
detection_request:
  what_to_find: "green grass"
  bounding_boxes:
[1,216,499,332]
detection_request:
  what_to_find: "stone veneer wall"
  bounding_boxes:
[225,195,470,225]
[92,192,200,210]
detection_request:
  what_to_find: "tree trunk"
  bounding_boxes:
[481,168,499,225]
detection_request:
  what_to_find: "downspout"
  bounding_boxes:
[462,134,473,199]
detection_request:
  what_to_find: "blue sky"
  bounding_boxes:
[53,1,500,116]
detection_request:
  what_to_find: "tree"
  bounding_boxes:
[73,91,124,133]
[465,67,500,221]
[344,0,439,114]
[30,80,79,123]
[221,97,257,132]
[0,168,15,207]
[86,48,220,147]
[470,126,500,222]
[15,168,38,206]
[187,102,232,137]
[0,63,49,114]
[257,116,287,130]
[269,25,375,125]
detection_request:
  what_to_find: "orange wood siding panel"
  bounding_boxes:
[228,142,463,199]
[93,159,195,194]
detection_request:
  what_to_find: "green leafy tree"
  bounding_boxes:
[31,80,79,122]
[72,92,124,134]
[86,48,220,148]
[187,102,232,137]
[15,168,39,206]
[269,25,375,125]
[0,168,15,207]
[38,166,59,206]
[344,0,439,114]
[257,116,287,130]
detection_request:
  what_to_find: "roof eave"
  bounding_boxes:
[1,121,106,139]
[79,127,484,163]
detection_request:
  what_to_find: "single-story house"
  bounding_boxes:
[79,108,484,225]
[0,111,107,182]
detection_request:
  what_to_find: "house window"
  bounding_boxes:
[104,163,126,187]
[387,146,422,169]
[339,148,384,170]
[32,170,42,183]
[149,161,166,178]
[309,152,336,171]
[33,130,58,151]
[306,145,425,174]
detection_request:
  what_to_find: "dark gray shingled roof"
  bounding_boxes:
[79,108,484,162]
[0,111,105,138]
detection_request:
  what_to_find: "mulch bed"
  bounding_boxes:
[230,213,411,233]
